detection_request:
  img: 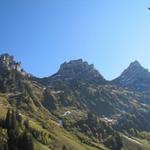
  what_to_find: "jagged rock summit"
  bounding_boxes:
[43,59,106,85]
[58,59,105,81]
[114,60,150,91]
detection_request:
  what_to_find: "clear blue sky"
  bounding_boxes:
[0,0,150,80]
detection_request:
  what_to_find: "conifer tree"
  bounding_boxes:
[62,145,67,150]
[5,110,12,129]
[11,110,17,129]
[7,130,17,150]
[19,130,34,150]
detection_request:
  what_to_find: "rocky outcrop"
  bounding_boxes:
[0,53,27,76]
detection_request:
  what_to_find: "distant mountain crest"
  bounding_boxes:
[114,60,150,91]
[130,60,141,66]
[127,60,144,71]
[120,60,148,80]
[2,53,150,92]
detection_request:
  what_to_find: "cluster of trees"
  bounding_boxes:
[103,132,123,150]
[63,112,123,150]
[62,145,67,150]
[0,109,34,150]
[0,109,54,150]
[87,113,123,150]
[81,113,114,140]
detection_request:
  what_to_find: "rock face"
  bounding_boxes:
[113,61,150,91]
[0,53,21,71]
[0,53,27,76]
[43,59,106,85]
[0,54,32,93]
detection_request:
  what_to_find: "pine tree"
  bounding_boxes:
[11,110,17,129]
[19,130,34,150]
[5,110,12,129]
[6,110,19,150]
[115,133,123,150]
[24,118,29,129]
[7,130,17,150]
[62,145,67,150]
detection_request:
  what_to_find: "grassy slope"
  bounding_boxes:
[0,93,105,150]
[0,94,8,119]
[1,93,150,150]
[122,135,150,150]
[29,118,108,150]
[34,140,52,150]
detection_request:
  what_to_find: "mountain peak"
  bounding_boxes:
[58,59,105,81]
[123,60,147,76]
[123,60,146,75]
[59,59,94,73]
[114,60,150,90]
[129,60,143,69]
[130,60,141,66]
[47,59,106,84]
